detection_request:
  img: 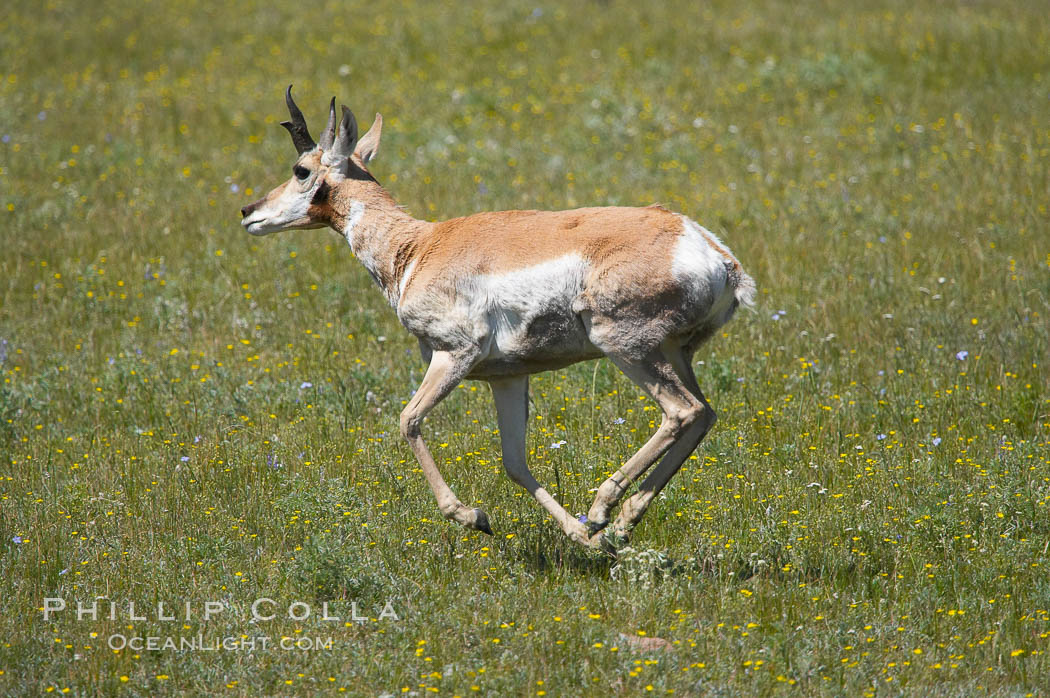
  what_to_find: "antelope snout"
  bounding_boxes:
[240,198,264,220]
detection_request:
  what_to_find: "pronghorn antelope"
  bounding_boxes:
[241,87,755,549]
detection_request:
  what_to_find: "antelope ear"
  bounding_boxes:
[354,113,382,164]
[322,106,358,169]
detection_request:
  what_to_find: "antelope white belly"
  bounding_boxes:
[466,254,596,366]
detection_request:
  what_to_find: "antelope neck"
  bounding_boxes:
[330,179,427,306]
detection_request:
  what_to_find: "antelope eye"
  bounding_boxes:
[293,165,310,180]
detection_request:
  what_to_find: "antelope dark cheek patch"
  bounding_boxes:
[311,180,330,205]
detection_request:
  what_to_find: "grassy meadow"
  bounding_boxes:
[2,0,1050,694]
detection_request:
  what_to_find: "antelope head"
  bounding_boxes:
[240,85,382,236]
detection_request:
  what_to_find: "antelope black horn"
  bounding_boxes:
[318,97,337,151]
[279,85,316,154]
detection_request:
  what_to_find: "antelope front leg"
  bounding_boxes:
[400,350,492,534]
[490,376,601,549]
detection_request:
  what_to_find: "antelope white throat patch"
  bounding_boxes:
[342,201,366,244]
[343,201,389,295]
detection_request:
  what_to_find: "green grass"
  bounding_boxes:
[2,0,1049,695]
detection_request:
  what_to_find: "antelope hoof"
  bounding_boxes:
[471,508,493,535]
[586,518,609,536]
[596,532,621,556]
[586,497,615,533]
[577,530,619,557]
[566,521,616,556]
[605,521,633,547]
